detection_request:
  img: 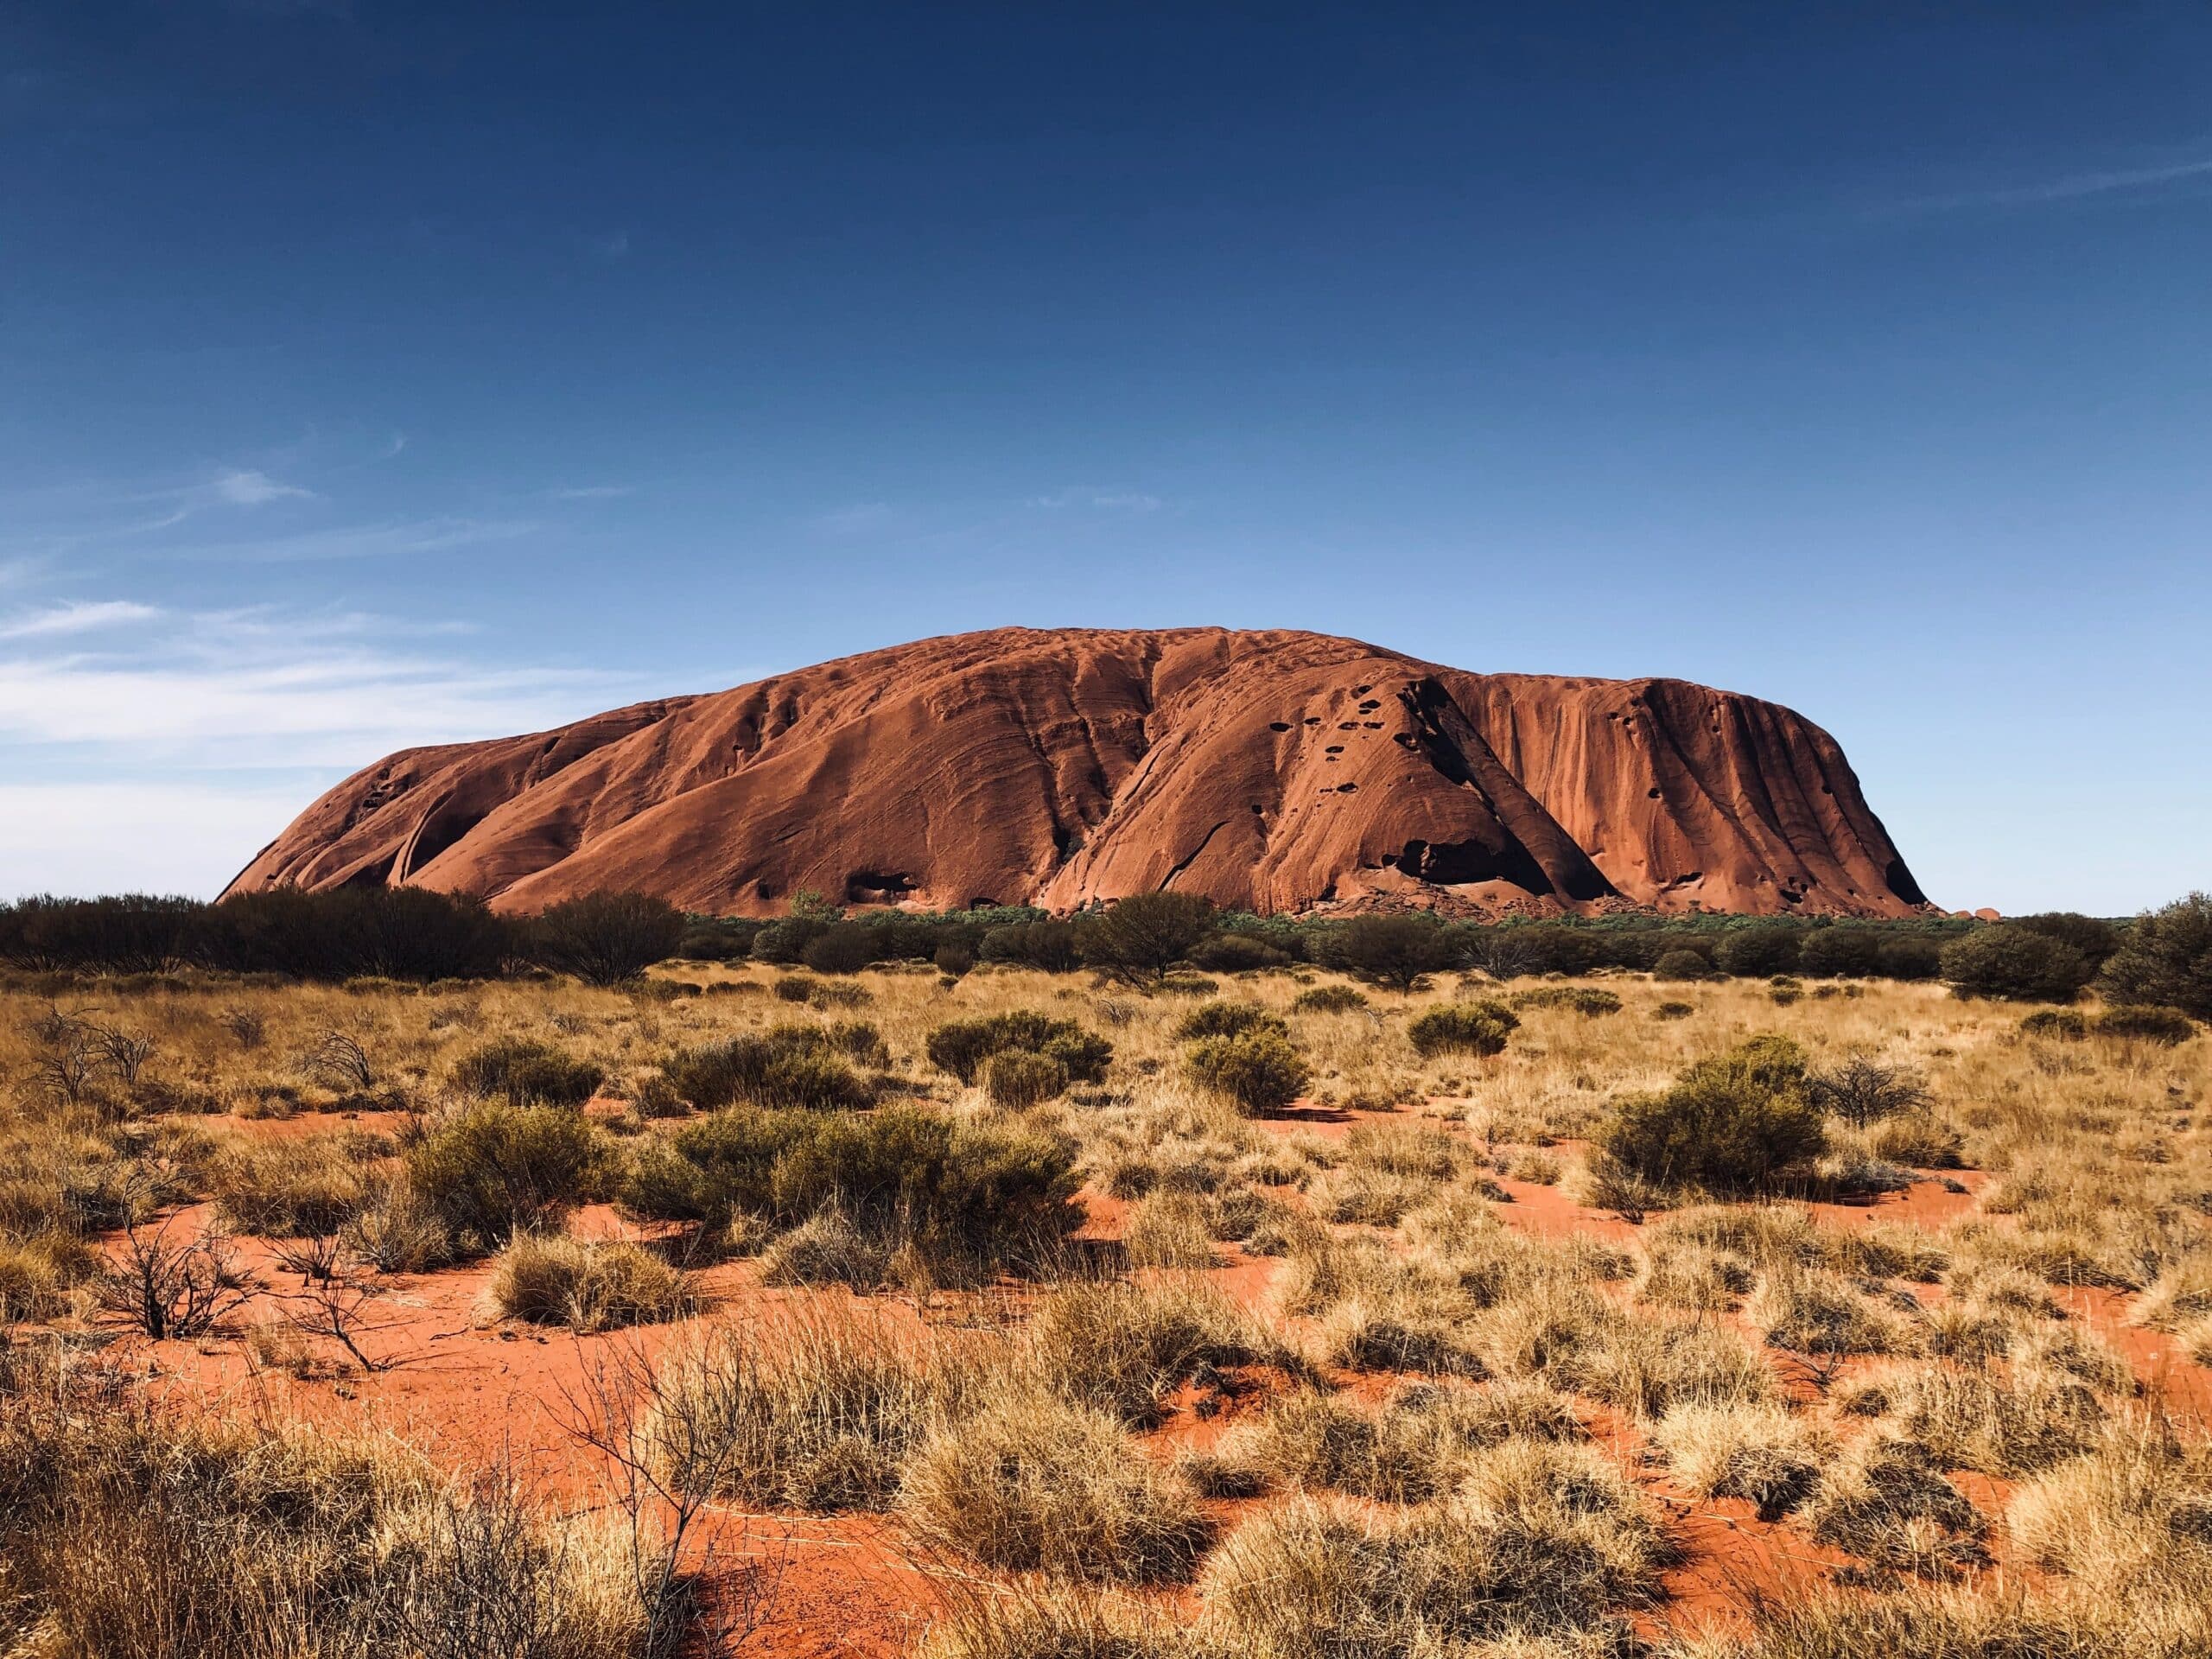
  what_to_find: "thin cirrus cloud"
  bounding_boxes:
[212,468,317,507]
[0,599,162,639]
[166,516,537,563]
[0,605,639,895]
[1897,153,2212,213]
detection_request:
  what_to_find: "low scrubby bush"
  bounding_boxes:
[1596,1036,1826,1194]
[1509,985,1622,1017]
[1173,1001,1287,1041]
[664,1024,877,1111]
[982,1049,1068,1109]
[524,891,685,984]
[623,1105,1081,1274]
[1406,1001,1517,1059]
[926,1011,1111,1086]
[1942,924,2096,1002]
[2020,1007,2088,1040]
[405,1101,606,1249]
[483,1232,692,1331]
[2097,892,2212,1019]
[2094,1004,2196,1046]
[1291,984,1369,1014]
[1185,1029,1309,1114]
[451,1037,605,1106]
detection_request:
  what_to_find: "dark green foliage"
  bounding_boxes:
[1406,1001,1518,1058]
[1185,1030,1309,1114]
[748,916,828,965]
[1873,933,1944,982]
[672,918,764,961]
[1596,1036,1827,1193]
[450,1038,605,1107]
[980,920,1082,972]
[1326,914,1459,991]
[1075,893,1217,987]
[664,1025,878,1111]
[1941,925,2096,1002]
[1185,931,1293,972]
[925,1011,1111,1085]
[2097,893,2212,1020]
[2093,1005,2196,1046]
[524,891,685,984]
[982,1050,1067,1108]
[1173,1001,1289,1042]
[622,1105,1082,1268]
[1652,948,1715,982]
[799,923,879,975]
[1797,927,1886,979]
[2011,912,2124,970]
[1714,925,1804,977]
[1510,986,1623,1017]
[933,943,976,977]
[405,1102,605,1248]
[1467,924,1601,979]
[1652,1001,1695,1020]
[1291,984,1370,1014]
[2019,1008,2088,1041]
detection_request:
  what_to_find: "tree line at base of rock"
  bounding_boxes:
[3,887,2207,1020]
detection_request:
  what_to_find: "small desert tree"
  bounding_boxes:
[2097,893,2212,1020]
[1940,924,2095,1003]
[1329,914,1458,992]
[1077,893,1216,988]
[525,891,686,985]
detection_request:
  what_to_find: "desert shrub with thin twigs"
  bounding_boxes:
[902,1389,1214,1582]
[645,1306,987,1511]
[484,1232,694,1332]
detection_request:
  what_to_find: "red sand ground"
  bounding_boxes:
[79,1098,2210,1656]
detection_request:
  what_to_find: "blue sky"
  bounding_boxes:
[3,3,2207,912]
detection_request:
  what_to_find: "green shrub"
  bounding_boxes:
[1652,1001,1694,1020]
[1327,914,1459,991]
[621,1106,1081,1271]
[1509,986,1622,1018]
[2019,1008,2088,1040]
[925,1011,1111,1086]
[2094,1005,2195,1046]
[1715,926,1804,977]
[450,1038,604,1107]
[1186,931,1293,972]
[1595,1036,1826,1194]
[1942,925,2095,1002]
[1652,948,1714,982]
[1406,1001,1518,1059]
[664,1026,875,1111]
[1173,1001,1288,1041]
[2098,893,2212,1019]
[1291,984,1369,1014]
[405,1102,605,1249]
[1185,1030,1309,1115]
[523,891,684,984]
[483,1233,691,1332]
[1075,893,1217,988]
[800,923,878,975]
[984,1050,1068,1109]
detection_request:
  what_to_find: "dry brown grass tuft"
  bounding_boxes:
[902,1390,1213,1582]
[482,1232,695,1332]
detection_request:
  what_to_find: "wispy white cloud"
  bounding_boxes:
[0,605,632,769]
[212,467,316,506]
[594,230,632,261]
[552,484,634,500]
[0,599,162,640]
[1031,486,1163,512]
[1903,154,2212,212]
[169,516,537,563]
